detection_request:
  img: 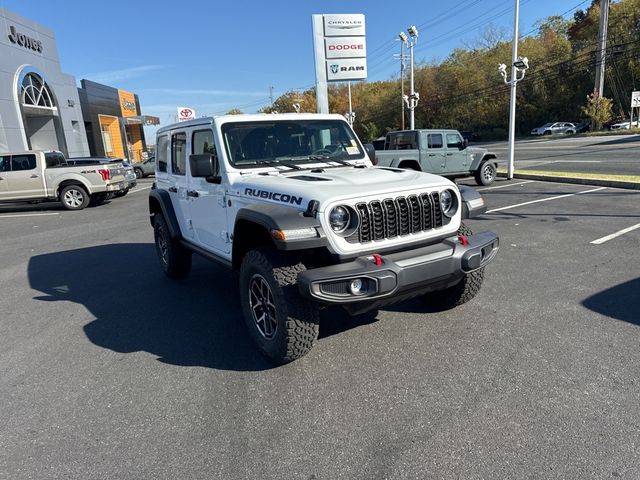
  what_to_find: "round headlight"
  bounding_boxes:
[329,206,350,233]
[440,189,457,217]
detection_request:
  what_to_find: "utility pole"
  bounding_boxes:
[594,0,610,98]
[401,26,419,130]
[398,33,407,130]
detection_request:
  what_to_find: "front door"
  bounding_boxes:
[0,155,10,199]
[444,132,467,174]
[168,131,194,240]
[187,129,230,255]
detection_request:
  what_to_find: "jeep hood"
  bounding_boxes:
[230,166,455,208]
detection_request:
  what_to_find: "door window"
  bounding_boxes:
[446,133,462,148]
[427,134,443,149]
[171,132,186,175]
[0,156,10,172]
[11,154,36,171]
[157,135,168,172]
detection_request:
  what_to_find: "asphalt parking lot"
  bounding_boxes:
[1,178,639,479]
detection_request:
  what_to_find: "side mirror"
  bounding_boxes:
[364,143,377,165]
[460,138,469,150]
[189,153,221,184]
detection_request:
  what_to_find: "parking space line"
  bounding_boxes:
[486,186,607,213]
[590,223,640,245]
[0,212,60,218]
[130,185,152,194]
[477,180,535,191]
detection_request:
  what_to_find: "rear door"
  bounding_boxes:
[166,131,194,240]
[424,132,446,173]
[0,155,10,199]
[4,154,45,200]
[187,128,230,255]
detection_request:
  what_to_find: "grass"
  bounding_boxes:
[496,168,640,183]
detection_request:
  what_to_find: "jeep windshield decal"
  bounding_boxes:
[244,188,303,205]
[222,119,364,168]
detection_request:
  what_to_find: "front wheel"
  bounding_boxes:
[59,185,89,210]
[134,168,143,179]
[239,249,319,364]
[153,214,192,278]
[420,223,484,309]
[474,161,496,186]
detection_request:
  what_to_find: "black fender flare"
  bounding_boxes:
[234,204,327,251]
[148,188,182,240]
[458,185,487,219]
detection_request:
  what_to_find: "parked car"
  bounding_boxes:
[573,120,591,134]
[66,157,136,197]
[530,122,576,136]
[132,156,156,178]
[609,120,639,130]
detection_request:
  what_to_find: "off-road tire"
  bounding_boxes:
[89,192,108,206]
[420,222,484,309]
[239,248,319,364]
[59,185,90,210]
[153,214,192,278]
[474,160,496,186]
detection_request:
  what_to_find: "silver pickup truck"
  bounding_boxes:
[0,150,127,210]
[375,129,499,186]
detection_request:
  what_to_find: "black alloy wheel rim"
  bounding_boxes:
[248,274,277,339]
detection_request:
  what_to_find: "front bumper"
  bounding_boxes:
[298,231,499,305]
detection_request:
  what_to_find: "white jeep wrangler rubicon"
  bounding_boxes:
[149,113,499,364]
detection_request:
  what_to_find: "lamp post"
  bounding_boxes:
[498,0,528,180]
[398,32,408,130]
[401,25,419,130]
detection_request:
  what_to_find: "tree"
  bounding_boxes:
[226,108,243,115]
[581,93,613,129]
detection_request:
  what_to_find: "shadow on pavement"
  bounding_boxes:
[582,277,640,326]
[586,135,640,147]
[27,244,273,372]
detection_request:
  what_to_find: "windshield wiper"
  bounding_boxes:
[254,160,302,170]
[307,155,351,166]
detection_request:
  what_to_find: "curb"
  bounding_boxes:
[498,172,640,191]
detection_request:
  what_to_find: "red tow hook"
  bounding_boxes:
[458,235,469,246]
[371,253,383,266]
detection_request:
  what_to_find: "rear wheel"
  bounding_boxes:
[59,185,89,210]
[420,223,484,309]
[153,214,192,278]
[239,249,319,364]
[134,168,143,179]
[474,161,496,186]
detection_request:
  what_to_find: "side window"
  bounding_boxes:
[192,129,216,155]
[157,135,168,172]
[0,156,10,172]
[11,154,37,171]
[427,134,443,149]
[446,133,462,148]
[389,132,417,150]
[171,132,186,175]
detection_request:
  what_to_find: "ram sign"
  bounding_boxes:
[326,59,368,82]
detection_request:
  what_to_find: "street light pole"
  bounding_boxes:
[398,32,408,130]
[406,25,419,130]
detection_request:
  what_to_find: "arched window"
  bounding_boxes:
[20,72,56,109]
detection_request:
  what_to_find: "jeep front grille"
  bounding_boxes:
[346,192,443,244]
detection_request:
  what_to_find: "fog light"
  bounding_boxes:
[349,279,364,295]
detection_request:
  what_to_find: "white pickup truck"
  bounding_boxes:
[0,150,127,210]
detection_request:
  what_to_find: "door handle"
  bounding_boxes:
[187,190,199,198]
[428,153,436,157]
[30,174,39,178]
[168,186,177,193]
[446,153,453,156]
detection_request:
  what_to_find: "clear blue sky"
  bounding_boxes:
[2,0,590,138]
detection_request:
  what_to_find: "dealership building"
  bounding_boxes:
[0,8,157,159]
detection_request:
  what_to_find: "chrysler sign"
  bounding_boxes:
[323,14,365,37]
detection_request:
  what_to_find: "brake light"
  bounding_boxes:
[98,169,110,181]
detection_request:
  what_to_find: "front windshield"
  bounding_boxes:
[221,119,365,168]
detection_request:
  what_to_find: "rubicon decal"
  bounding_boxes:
[244,188,303,205]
